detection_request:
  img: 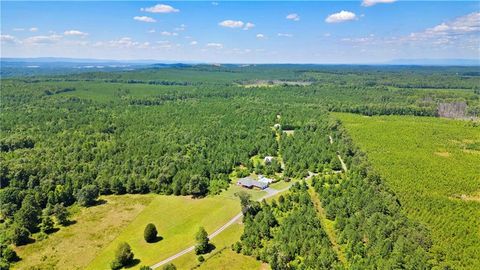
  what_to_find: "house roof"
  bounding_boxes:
[237,177,268,189]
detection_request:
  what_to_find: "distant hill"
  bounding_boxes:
[387,58,480,66]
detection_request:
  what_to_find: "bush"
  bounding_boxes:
[195,227,209,255]
[198,255,205,262]
[144,223,158,243]
[2,246,20,262]
[8,224,30,246]
[162,263,177,270]
[112,242,134,268]
[139,266,152,270]
[76,185,99,206]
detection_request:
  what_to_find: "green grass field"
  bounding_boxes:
[335,113,480,269]
[12,195,154,270]
[86,185,267,270]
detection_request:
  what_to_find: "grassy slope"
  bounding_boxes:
[13,195,154,270]
[86,185,266,270]
[335,113,480,269]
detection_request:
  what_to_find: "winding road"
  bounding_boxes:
[150,185,292,269]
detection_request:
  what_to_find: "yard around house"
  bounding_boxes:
[335,113,480,269]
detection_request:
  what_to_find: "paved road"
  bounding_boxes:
[150,185,291,269]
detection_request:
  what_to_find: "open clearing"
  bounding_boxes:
[13,195,154,270]
[336,113,480,269]
[86,185,267,269]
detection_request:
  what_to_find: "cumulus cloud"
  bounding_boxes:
[190,40,198,45]
[211,2,219,6]
[64,30,88,37]
[134,16,156,23]
[148,29,156,33]
[243,22,255,30]
[1,34,20,44]
[406,12,480,44]
[219,20,245,28]
[29,27,38,32]
[256,33,265,39]
[362,0,397,7]
[141,4,179,13]
[24,34,62,45]
[107,37,142,48]
[286,13,300,21]
[325,11,357,23]
[175,24,186,31]
[278,33,293,37]
[206,42,223,49]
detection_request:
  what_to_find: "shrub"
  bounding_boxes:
[112,242,134,268]
[76,185,99,206]
[163,263,177,270]
[195,227,209,255]
[198,255,205,262]
[144,223,158,243]
[8,224,30,246]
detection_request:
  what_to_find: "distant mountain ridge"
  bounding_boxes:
[386,58,480,66]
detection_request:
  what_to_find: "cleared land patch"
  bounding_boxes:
[86,185,266,269]
[336,113,480,269]
[12,195,154,270]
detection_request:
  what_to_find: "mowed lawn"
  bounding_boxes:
[13,194,154,270]
[336,113,480,269]
[86,185,259,270]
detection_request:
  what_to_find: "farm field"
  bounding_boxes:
[12,195,154,270]
[335,113,480,269]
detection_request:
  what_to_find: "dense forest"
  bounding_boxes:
[0,65,478,269]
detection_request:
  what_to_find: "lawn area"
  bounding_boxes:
[12,194,154,270]
[335,113,480,269]
[86,183,267,270]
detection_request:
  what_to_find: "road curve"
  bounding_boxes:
[150,185,291,269]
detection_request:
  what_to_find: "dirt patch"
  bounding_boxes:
[434,152,450,157]
[282,130,295,136]
[450,193,480,202]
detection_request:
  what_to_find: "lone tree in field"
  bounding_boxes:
[195,227,209,254]
[144,223,158,243]
[163,263,177,270]
[111,242,134,269]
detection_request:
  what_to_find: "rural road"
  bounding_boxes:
[150,185,292,269]
[329,135,348,172]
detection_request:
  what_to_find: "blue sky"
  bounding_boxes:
[1,1,479,63]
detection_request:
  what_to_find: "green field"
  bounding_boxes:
[335,113,480,269]
[86,185,267,270]
[13,195,154,270]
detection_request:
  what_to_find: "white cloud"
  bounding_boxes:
[362,0,397,7]
[64,30,88,37]
[256,33,265,39]
[29,27,38,32]
[24,34,62,45]
[325,11,357,23]
[278,33,293,37]
[190,40,198,45]
[211,2,219,6]
[406,12,480,44]
[1,35,20,44]
[148,29,156,33]
[161,31,178,36]
[206,42,223,49]
[243,22,255,30]
[156,40,172,48]
[219,20,244,28]
[175,24,186,31]
[134,16,156,23]
[108,37,141,48]
[286,13,300,21]
[141,4,179,13]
